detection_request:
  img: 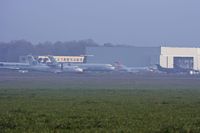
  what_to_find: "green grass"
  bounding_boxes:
[1,88,200,133]
[1,73,200,132]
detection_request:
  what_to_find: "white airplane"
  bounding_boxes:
[0,56,55,72]
[0,62,29,70]
[0,55,83,73]
[70,63,115,72]
[48,56,115,72]
[113,62,152,73]
[3,55,61,73]
[47,56,83,73]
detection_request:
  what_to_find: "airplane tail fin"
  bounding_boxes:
[113,61,124,70]
[27,55,38,65]
[48,55,58,65]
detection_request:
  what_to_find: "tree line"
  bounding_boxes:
[0,39,98,62]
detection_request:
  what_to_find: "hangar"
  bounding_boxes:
[87,46,200,70]
[160,47,200,70]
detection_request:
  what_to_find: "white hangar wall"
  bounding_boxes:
[160,47,200,70]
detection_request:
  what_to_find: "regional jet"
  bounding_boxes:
[70,63,115,72]
[47,56,83,73]
[0,55,83,73]
[48,56,115,72]
[0,56,54,72]
[0,62,29,70]
[17,55,62,73]
[113,62,152,73]
[155,64,200,75]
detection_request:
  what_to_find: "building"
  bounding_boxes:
[160,47,200,70]
[87,46,200,70]
[86,46,160,67]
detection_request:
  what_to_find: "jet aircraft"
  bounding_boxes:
[48,56,115,72]
[113,62,152,73]
[0,55,83,73]
[0,62,29,70]
[155,64,199,75]
[47,56,83,73]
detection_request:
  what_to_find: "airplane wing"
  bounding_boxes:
[0,66,21,70]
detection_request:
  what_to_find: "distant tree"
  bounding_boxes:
[0,42,9,61]
[104,43,114,47]
[35,41,53,55]
[79,39,99,47]
[0,39,99,62]
[0,40,33,62]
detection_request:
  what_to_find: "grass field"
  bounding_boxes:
[0,71,200,132]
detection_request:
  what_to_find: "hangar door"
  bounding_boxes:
[173,57,193,69]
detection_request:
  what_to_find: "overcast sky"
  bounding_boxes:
[0,0,200,46]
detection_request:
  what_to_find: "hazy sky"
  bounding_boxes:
[0,0,200,46]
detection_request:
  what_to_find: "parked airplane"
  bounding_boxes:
[0,55,83,73]
[47,56,83,73]
[155,64,200,75]
[71,63,115,72]
[113,62,152,73]
[0,56,56,73]
[22,55,62,73]
[48,55,115,72]
[0,62,29,70]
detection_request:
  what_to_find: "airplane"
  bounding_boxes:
[0,55,83,73]
[155,64,200,75]
[0,56,55,72]
[47,56,83,73]
[0,62,29,70]
[113,62,152,73]
[70,63,115,72]
[20,55,63,73]
[47,55,115,72]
